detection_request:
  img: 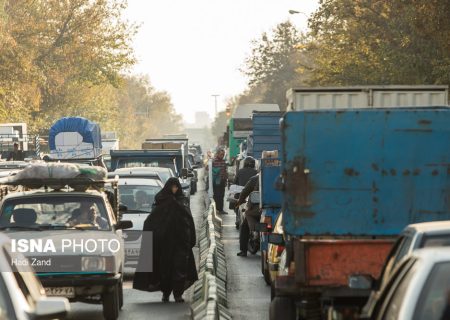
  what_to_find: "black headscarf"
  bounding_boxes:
[154,177,183,205]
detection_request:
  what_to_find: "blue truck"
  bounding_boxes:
[270,107,450,319]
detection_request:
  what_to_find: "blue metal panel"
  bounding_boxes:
[260,158,282,208]
[252,112,282,159]
[282,107,450,236]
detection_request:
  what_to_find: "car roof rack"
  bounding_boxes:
[2,177,118,192]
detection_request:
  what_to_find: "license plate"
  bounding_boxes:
[45,287,75,298]
[125,248,140,257]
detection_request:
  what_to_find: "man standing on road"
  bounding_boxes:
[7,143,24,161]
[235,174,260,257]
[212,148,228,214]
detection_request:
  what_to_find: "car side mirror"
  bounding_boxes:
[348,274,375,290]
[249,191,260,205]
[33,297,70,320]
[118,204,128,212]
[116,220,133,230]
[268,233,284,246]
[255,222,270,232]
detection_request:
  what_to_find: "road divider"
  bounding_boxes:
[191,201,231,320]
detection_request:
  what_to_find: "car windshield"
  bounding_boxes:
[0,195,110,230]
[119,185,161,212]
[157,171,172,183]
[414,261,450,320]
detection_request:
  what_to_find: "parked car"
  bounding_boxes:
[112,174,163,270]
[0,177,132,320]
[0,233,70,320]
[362,221,450,317]
[362,248,450,320]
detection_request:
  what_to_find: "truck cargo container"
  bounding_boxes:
[271,106,450,319]
[228,104,279,159]
[287,85,448,111]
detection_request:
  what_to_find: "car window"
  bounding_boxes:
[421,235,450,248]
[3,245,44,308]
[393,235,414,265]
[0,196,110,230]
[382,260,417,320]
[0,275,14,320]
[414,262,450,320]
[373,258,416,319]
[378,236,405,288]
[117,158,179,174]
[118,185,161,211]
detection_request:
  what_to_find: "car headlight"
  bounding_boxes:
[81,256,106,272]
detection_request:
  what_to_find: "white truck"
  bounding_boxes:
[286,85,449,110]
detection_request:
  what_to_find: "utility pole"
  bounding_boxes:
[211,94,220,116]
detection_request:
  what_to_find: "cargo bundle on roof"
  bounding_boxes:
[49,117,102,160]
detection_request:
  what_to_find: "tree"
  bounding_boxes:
[1,0,137,130]
[241,21,310,108]
[117,76,183,149]
[308,0,450,86]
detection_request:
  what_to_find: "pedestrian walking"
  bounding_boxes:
[133,177,198,302]
[212,148,228,214]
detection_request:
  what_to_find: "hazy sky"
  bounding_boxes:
[125,0,319,123]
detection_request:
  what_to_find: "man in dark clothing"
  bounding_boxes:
[236,174,260,257]
[212,148,228,214]
[7,143,24,161]
[234,156,257,186]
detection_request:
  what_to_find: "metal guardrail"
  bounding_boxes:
[190,201,231,319]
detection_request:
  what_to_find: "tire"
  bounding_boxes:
[270,297,295,320]
[118,275,123,309]
[261,251,265,276]
[248,238,260,255]
[263,252,271,285]
[103,284,120,320]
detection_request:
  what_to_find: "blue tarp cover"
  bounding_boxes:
[49,117,102,150]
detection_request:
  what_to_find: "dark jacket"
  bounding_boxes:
[238,174,259,204]
[133,178,198,292]
[234,167,258,186]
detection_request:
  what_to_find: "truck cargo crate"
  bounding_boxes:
[281,107,450,236]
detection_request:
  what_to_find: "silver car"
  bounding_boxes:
[0,233,70,320]
[363,248,450,320]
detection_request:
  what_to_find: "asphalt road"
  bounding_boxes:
[67,171,208,320]
[222,198,271,320]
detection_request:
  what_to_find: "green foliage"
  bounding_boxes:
[240,21,310,108]
[308,0,450,85]
[0,0,182,147]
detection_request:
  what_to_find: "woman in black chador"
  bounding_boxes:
[133,177,198,302]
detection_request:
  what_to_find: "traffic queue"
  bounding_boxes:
[0,116,203,320]
[212,85,450,320]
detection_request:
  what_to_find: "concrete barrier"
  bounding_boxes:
[191,201,231,319]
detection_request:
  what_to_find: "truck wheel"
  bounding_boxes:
[270,297,295,320]
[103,284,120,320]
